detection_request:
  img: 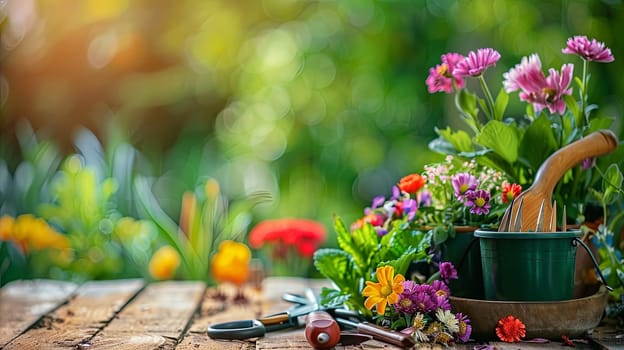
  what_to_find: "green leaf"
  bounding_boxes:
[313,248,351,287]
[435,126,475,153]
[603,164,623,205]
[588,117,614,133]
[474,120,519,164]
[564,94,580,126]
[428,137,459,155]
[494,88,509,121]
[519,115,558,171]
[334,215,354,251]
[455,89,480,129]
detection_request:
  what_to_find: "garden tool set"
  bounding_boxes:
[207,288,415,348]
[498,129,618,232]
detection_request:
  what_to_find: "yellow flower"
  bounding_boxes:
[362,265,405,315]
[149,245,181,280]
[211,240,251,286]
[0,215,15,241]
[0,215,70,254]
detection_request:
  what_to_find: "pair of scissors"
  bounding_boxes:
[207,290,320,340]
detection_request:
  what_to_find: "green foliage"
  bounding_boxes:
[313,215,431,317]
[588,164,624,301]
[135,175,270,282]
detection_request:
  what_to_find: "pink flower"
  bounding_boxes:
[562,35,614,63]
[503,54,574,114]
[426,53,466,94]
[451,173,478,201]
[454,48,501,77]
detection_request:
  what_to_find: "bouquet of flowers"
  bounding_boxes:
[426,35,617,223]
[362,263,472,345]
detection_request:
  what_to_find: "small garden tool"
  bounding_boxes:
[498,129,618,232]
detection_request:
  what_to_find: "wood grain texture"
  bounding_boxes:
[86,281,205,350]
[0,279,610,349]
[0,279,77,347]
[3,279,144,349]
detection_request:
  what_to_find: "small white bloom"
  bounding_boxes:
[435,309,459,333]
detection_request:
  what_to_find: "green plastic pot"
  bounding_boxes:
[475,229,583,301]
[441,226,483,299]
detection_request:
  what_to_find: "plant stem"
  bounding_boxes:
[478,75,496,121]
[581,59,588,129]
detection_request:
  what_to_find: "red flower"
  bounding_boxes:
[248,218,326,258]
[496,315,526,343]
[501,181,522,203]
[398,174,426,194]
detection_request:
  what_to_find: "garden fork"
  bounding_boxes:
[498,130,618,232]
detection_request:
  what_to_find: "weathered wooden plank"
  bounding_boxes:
[86,281,205,350]
[3,279,144,349]
[176,285,260,350]
[0,279,77,347]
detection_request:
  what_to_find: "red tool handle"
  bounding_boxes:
[305,311,341,349]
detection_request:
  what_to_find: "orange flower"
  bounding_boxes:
[362,265,405,315]
[398,174,426,194]
[211,240,251,286]
[501,181,522,203]
[149,245,181,280]
[496,315,526,342]
[0,215,15,241]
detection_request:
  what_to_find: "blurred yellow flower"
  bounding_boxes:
[0,215,15,241]
[362,265,405,315]
[149,245,181,280]
[0,214,70,255]
[211,240,251,286]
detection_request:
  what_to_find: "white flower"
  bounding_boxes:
[435,309,459,333]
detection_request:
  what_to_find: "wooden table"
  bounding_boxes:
[0,278,618,349]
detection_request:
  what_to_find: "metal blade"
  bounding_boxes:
[535,199,546,232]
[512,197,524,232]
[339,332,373,346]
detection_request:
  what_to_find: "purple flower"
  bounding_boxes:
[418,189,432,207]
[464,189,491,215]
[395,281,440,314]
[439,262,458,281]
[401,198,418,221]
[454,48,501,77]
[371,196,385,209]
[503,54,574,114]
[582,157,596,170]
[456,312,472,342]
[562,35,614,63]
[426,53,466,94]
[451,173,478,201]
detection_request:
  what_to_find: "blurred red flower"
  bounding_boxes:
[249,218,326,258]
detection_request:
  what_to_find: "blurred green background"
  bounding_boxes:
[0,0,622,284]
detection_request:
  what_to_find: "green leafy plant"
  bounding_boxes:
[427,36,618,223]
[313,215,430,317]
[588,164,624,302]
[135,176,270,282]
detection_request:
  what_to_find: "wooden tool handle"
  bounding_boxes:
[531,129,618,194]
